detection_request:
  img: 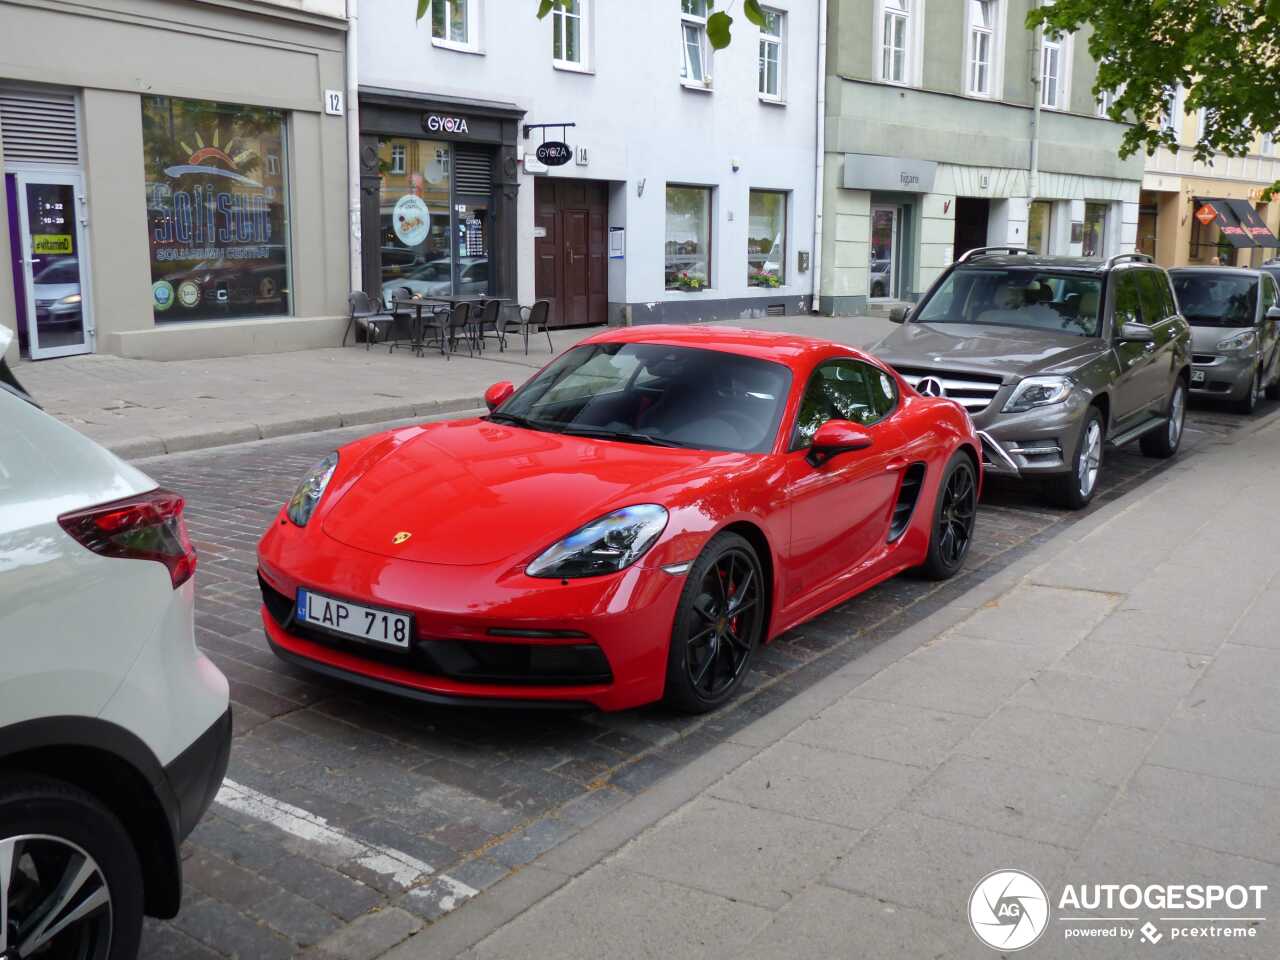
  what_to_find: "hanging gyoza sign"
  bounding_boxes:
[535,141,573,167]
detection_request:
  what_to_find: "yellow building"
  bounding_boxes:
[1142,98,1280,267]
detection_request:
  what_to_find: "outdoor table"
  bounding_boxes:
[391,295,451,356]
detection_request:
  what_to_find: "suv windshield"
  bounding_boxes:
[494,342,791,453]
[916,268,1104,337]
[1172,275,1257,327]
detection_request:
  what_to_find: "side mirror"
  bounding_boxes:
[1116,322,1155,343]
[888,305,908,324]
[484,381,515,411]
[1266,306,1280,321]
[806,420,873,467]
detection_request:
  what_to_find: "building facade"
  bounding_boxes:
[1,0,351,363]
[357,0,821,328]
[820,0,1144,314]
[1141,98,1280,267]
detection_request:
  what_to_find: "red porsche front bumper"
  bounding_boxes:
[257,525,687,712]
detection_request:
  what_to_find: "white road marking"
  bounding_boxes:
[215,779,479,903]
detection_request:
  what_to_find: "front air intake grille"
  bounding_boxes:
[1192,354,1217,365]
[892,366,1004,413]
[888,463,927,542]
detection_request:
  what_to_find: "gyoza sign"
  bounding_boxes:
[423,113,470,135]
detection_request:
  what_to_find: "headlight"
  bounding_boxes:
[1002,375,1075,414]
[59,293,82,305]
[1217,329,1257,352]
[527,505,668,579]
[286,452,338,526]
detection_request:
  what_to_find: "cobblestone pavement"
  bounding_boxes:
[135,399,1266,959]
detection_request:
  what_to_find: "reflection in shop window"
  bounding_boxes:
[1083,202,1108,258]
[377,136,455,309]
[748,190,786,286]
[1028,200,1053,255]
[142,96,291,322]
[666,185,712,290]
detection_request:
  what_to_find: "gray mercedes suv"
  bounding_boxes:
[873,249,1192,509]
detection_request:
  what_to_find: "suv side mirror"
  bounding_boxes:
[806,420,873,467]
[888,305,909,324]
[1116,322,1155,343]
[484,381,515,411]
[1266,306,1280,321]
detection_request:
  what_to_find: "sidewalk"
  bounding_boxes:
[389,413,1280,960]
[14,315,894,459]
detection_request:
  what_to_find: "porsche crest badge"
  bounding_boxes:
[392,531,412,545]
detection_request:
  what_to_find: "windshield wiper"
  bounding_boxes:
[560,426,688,448]
[486,412,564,433]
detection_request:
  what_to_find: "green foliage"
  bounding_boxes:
[1028,0,1280,163]
[743,0,766,27]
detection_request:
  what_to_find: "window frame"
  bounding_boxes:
[758,7,785,102]
[1160,85,1184,138]
[431,0,480,53]
[665,183,714,291]
[789,357,900,452]
[389,143,406,175]
[552,0,589,72]
[747,188,788,286]
[1039,30,1070,110]
[680,0,713,89]
[1262,131,1276,157]
[965,0,1001,99]
[874,0,918,87]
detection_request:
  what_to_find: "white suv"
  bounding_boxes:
[0,325,230,959]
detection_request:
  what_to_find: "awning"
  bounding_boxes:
[1193,197,1280,248]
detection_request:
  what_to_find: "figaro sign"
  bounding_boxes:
[422,113,470,135]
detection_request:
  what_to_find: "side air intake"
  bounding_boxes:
[888,463,927,542]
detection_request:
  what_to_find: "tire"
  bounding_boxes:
[663,532,765,713]
[0,772,143,960]
[917,451,979,580]
[1141,378,1188,459]
[1234,366,1263,414]
[1046,407,1105,510]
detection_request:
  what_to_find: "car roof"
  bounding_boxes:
[579,324,873,368]
[956,254,1110,273]
[1169,266,1262,277]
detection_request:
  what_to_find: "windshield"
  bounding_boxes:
[495,343,792,453]
[916,268,1104,337]
[1172,275,1257,327]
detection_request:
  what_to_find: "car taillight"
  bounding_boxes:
[58,488,197,588]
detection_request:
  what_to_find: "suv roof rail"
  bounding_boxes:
[957,246,1033,263]
[1105,253,1154,268]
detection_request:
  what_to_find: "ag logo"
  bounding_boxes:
[917,376,946,398]
[391,531,412,545]
[968,869,1049,951]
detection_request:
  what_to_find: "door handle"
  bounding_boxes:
[886,458,910,472]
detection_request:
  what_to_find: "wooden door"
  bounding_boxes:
[534,179,608,328]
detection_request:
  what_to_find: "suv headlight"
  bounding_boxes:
[527,505,668,579]
[286,452,338,526]
[1217,329,1257,352]
[1002,376,1075,414]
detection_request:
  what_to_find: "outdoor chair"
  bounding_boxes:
[514,299,554,355]
[343,291,393,349]
[385,287,422,354]
[442,301,473,360]
[474,298,504,352]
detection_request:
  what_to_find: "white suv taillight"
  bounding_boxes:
[58,488,197,588]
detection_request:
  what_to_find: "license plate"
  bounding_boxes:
[296,589,412,649]
[1191,369,1206,384]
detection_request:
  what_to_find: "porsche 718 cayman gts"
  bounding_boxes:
[257,326,981,712]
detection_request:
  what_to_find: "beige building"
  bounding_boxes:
[1,0,351,364]
[1142,98,1280,268]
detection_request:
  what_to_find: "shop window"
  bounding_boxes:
[1083,202,1108,258]
[1040,32,1069,109]
[878,0,910,85]
[966,0,996,97]
[142,96,291,322]
[681,0,712,86]
[666,185,712,290]
[748,190,786,287]
[432,0,477,50]
[552,0,587,69]
[758,9,784,101]
[376,136,461,308]
[1028,200,1053,255]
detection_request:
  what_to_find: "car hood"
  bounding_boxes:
[1189,325,1253,353]
[873,322,1105,381]
[321,419,743,566]
[32,282,78,300]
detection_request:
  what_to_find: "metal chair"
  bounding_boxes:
[343,291,393,349]
[385,287,421,354]
[442,301,473,360]
[515,299,554,355]
[474,298,504,352]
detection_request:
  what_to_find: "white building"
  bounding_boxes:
[356,0,822,327]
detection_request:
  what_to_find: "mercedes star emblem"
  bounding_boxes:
[917,377,946,398]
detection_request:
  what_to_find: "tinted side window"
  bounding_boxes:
[1136,270,1170,324]
[1112,272,1143,329]
[1160,272,1179,319]
[792,359,895,448]
[1261,274,1278,312]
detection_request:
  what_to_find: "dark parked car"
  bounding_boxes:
[873,249,1192,509]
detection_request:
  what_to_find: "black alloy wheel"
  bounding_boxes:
[918,452,978,580]
[664,533,765,713]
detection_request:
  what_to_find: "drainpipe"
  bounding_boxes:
[810,0,829,313]
[346,0,362,291]
[1028,0,1042,206]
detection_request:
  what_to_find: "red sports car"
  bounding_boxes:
[258,326,980,712]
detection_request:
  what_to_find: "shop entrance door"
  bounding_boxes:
[870,204,899,300]
[535,179,607,328]
[9,171,93,358]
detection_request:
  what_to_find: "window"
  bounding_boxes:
[431,0,476,50]
[793,359,898,448]
[1111,272,1143,329]
[552,0,587,68]
[142,96,291,322]
[966,0,996,97]
[1263,131,1276,157]
[1096,89,1114,118]
[1161,85,1183,137]
[879,0,910,84]
[917,268,1104,337]
[1083,202,1108,257]
[1195,108,1207,142]
[1136,270,1173,324]
[680,0,712,86]
[758,8,784,100]
[389,143,406,174]
[1040,32,1065,109]
[666,185,712,289]
[1028,200,1053,254]
[748,190,786,286]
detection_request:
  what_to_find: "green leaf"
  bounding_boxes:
[416,0,429,21]
[536,0,556,19]
[743,0,766,27]
[706,10,733,49]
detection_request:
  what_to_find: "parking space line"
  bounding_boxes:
[215,779,479,900]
